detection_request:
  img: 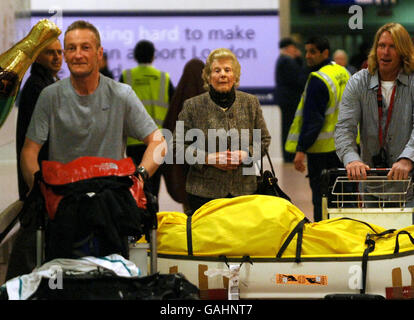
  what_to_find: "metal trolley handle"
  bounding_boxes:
[322,168,413,208]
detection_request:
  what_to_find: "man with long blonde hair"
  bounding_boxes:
[367,23,414,77]
[335,23,414,210]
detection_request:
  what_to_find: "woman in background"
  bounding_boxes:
[163,58,205,212]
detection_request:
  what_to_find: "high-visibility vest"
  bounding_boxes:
[123,65,170,146]
[285,63,350,153]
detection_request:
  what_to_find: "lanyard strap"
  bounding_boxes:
[377,83,397,147]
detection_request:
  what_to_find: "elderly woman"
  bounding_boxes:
[174,48,271,214]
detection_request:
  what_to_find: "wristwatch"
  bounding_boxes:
[137,166,149,182]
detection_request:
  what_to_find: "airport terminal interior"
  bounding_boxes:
[1,0,413,301]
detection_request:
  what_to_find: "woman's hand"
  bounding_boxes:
[229,150,248,164]
[206,150,247,171]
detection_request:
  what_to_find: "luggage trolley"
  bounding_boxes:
[129,229,157,276]
[321,168,414,230]
[29,157,158,275]
[35,216,159,275]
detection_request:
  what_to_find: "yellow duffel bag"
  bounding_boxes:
[156,195,414,259]
[156,195,305,258]
[280,217,414,260]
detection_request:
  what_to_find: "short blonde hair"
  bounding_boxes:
[367,22,414,75]
[202,48,241,90]
[64,20,101,48]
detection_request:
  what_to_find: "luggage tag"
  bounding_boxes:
[204,264,242,300]
[228,264,240,300]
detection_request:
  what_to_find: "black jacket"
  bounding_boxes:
[44,176,151,261]
[16,63,56,200]
[274,54,308,109]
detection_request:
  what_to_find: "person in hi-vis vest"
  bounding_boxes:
[285,36,350,222]
[120,40,175,201]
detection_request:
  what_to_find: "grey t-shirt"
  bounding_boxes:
[26,74,158,163]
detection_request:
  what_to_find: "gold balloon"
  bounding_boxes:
[0,19,61,129]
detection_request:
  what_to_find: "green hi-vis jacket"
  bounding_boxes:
[285,63,350,153]
[123,65,170,146]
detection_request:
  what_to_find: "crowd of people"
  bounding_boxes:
[7,19,414,279]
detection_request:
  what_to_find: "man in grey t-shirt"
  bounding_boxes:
[27,75,157,164]
[21,20,166,192]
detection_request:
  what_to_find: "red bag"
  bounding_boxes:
[39,157,147,220]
